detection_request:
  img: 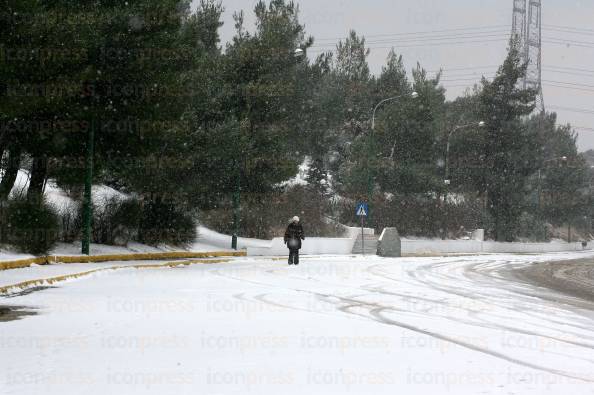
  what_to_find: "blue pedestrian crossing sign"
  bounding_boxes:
[356,202,369,217]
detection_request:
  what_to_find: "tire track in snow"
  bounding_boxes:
[212,258,594,381]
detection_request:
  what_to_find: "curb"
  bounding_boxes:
[0,251,246,271]
[0,258,235,295]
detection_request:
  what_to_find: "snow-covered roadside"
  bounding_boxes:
[0,260,181,289]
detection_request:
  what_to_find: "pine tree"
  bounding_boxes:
[479,42,538,241]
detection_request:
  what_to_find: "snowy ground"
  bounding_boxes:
[2,252,594,394]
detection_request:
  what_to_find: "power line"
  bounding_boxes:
[310,31,510,49]
[544,37,594,48]
[544,84,594,93]
[548,105,594,115]
[439,80,594,94]
[313,32,509,47]
[572,126,594,132]
[313,25,510,42]
[308,38,508,53]
[545,24,594,34]
[545,27,594,37]
[437,68,594,80]
[547,65,594,74]
[313,24,594,43]
[312,25,594,49]
[433,64,594,74]
[421,63,594,80]
[543,69,594,78]
[427,65,499,73]
[543,80,594,89]
[311,36,594,53]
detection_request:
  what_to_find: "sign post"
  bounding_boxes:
[356,202,369,255]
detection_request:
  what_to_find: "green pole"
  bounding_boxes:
[367,121,378,227]
[367,137,373,225]
[538,169,546,241]
[231,165,240,250]
[81,121,94,255]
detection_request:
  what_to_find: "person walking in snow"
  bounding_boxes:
[284,216,305,265]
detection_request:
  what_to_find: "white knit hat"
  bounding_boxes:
[292,216,300,222]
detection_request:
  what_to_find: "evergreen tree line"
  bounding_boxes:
[0,0,592,253]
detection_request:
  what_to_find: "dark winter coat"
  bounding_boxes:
[284,222,305,250]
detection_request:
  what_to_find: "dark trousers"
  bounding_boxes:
[288,249,299,265]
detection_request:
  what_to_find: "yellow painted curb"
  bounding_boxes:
[0,258,234,295]
[0,257,48,270]
[0,251,246,271]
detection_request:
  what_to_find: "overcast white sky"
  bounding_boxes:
[193,0,594,151]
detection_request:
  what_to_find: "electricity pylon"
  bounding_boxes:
[511,0,545,113]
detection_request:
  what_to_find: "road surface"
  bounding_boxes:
[2,253,594,394]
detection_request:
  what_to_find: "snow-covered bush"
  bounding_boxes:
[57,201,83,244]
[200,186,345,239]
[92,197,142,246]
[138,200,196,247]
[1,196,59,255]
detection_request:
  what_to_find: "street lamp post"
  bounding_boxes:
[442,121,485,240]
[368,91,418,215]
[231,47,305,250]
[371,92,418,131]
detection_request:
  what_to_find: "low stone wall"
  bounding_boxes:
[247,227,373,256]
[247,225,593,257]
[401,239,591,255]
[402,240,482,255]
[248,237,592,257]
[482,241,590,254]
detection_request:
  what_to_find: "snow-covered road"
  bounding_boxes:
[2,252,594,394]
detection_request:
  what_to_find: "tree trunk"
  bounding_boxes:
[0,144,5,166]
[27,154,48,203]
[0,132,6,160]
[0,147,21,201]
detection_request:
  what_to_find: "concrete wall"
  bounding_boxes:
[402,240,483,255]
[248,237,592,256]
[401,239,591,255]
[247,225,593,256]
[481,241,590,253]
[247,227,373,256]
